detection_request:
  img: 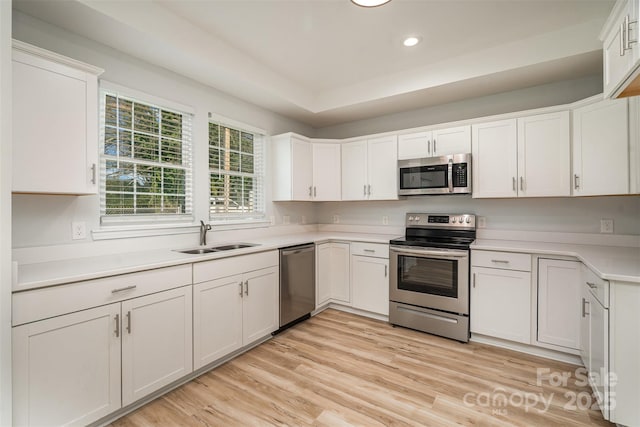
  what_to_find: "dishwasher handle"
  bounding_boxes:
[280,244,315,256]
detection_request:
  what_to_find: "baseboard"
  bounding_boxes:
[470,333,583,365]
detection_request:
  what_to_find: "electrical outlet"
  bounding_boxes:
[301,215,307,225]
[283,215,290,225]
[72,221,87,240]
[382,215,389,225]
[333,214,340,224]
[477,217,486,228]
[600,219,614,234]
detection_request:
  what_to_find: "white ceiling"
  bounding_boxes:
[13,0,614,127]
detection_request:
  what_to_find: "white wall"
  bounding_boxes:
[316,196,640,236]
[0,1,12,424]
[314,75,603,139]
[11,10,316,251]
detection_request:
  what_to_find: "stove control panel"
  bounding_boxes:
[406,213,476,229]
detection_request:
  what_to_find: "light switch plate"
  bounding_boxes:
[333,214,340,224]
[72,221,86,240]
[600,219,614,233]
[477,217,487,228]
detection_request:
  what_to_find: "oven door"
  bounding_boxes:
[389,245,469,315]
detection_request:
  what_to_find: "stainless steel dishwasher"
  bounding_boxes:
[276,243,315,333]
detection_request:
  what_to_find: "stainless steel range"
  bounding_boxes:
[389,213,476,342]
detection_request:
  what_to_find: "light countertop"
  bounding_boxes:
[14,231,400,292]
[471,239,640,283]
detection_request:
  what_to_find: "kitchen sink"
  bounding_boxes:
[175,243,258,255]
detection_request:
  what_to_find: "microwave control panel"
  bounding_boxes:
[453,163,468,187]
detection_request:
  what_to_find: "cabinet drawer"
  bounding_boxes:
[12,264,192,326]
[193,250,278,284]
[350,242,389,259]
[471,250,531,272]
[582,264,609,308]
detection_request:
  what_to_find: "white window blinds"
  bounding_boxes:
[100,90,193,222]
[208,119,265,222]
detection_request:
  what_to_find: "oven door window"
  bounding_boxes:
[398,255,458,298]
[400,165,448,190]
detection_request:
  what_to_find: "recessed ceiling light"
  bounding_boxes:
[351,0,392,7]
[403,36,421,47]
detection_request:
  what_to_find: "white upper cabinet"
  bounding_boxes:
[472,119,519,198]
[602,0,640,98]
[342,136,398,200]
[573,98,629,196]
[398,125,471,159]
[271,133,341,201]
[516,111,570,197]
[12,40,103,195]
[472,112,570,198]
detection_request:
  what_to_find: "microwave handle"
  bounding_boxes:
[447,159,453,193]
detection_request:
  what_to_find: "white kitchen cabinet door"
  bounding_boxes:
[589,292,609,420]
[352,255,389,316]
[242,266,279,344]
[517,111,571,197]
[432,125,471,156]
[12,304,121,427]
[537,259,581,350]
[398,131,431,159]
[316,244,333,307]
[573,99,629,196]
[471,119,518,198]
[602,0,638,97]
[317,242,351,307]
[121,286,193,406]
[12,43,101,195]
[291,137,314,200]
[193,275,244,370]
[341,140,368,200]
[312,143,341,200]
[579,281,591,370]
[367,135,398,200]
[471,266,531,343]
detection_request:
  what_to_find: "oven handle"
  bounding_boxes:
[390,246,468,259]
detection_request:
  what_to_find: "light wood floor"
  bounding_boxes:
[110,309,613,426]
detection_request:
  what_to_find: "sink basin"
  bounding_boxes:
[177,248,219,255]
[211,243,257,251]
[175,243,258,255]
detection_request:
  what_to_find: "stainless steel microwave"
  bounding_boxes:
[398,153,471,196]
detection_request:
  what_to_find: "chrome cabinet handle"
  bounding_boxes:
[491,259,509,264]
[624,15,638,51]
[582,298,590,317]
[314,186,317,197]
[239,282,244,297]
[367,184,371,196]
[91,163,97,184]
[363,184,367,196]
[244,280,249,296]
[427,140,431,154]
[574,174,580,190]
[126,311,132,334]
[364,249,375,253]
[433,139,437,155]
[621,21,626,56]
[512,177,516,192]
[112,285,137,294]
[586,281,597,289]
[308,186,312,197]
[472,273,476,288]
[384,265,388,277]
[520,176,524,191]
[114,314,120,338]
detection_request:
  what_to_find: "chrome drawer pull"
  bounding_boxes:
[114,314,120,338]
[491,259,509,264]
[364,249,375,253]
[239,282,244,297]
[126,311,132,334]
[586,282,597,289]
[111,285,137,294]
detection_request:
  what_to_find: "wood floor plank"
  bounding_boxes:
[110,309,614,427]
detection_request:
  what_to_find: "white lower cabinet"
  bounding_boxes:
[537,258,581,350]
[121,287,193,406]
[351,243,389,316]
[192,251,279,370]
[471,251,532,344]
[13,304,121,427]
[316,242,351,307]
[12,284,192,426]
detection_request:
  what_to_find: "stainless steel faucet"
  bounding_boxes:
[199,220,212,246]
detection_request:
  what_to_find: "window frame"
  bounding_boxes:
[98,82,195,226]
[208,113,266,224]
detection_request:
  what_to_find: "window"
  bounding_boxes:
[100,89,193,223]
[209,120,265,222]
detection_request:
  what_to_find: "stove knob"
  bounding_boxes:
[451,217,457,223]
[465,217,471,224]
[415,216,420,221]
[408,216,414,221]
[458,216,464,223]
